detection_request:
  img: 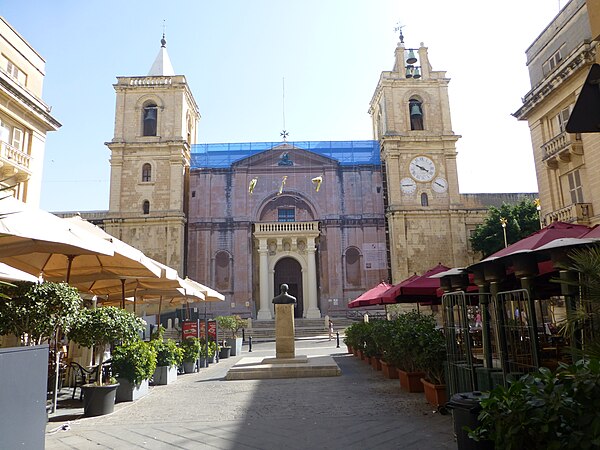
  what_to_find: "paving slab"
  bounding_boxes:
[46,337,455,449]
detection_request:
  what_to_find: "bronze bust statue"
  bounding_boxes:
[272,283,297,304]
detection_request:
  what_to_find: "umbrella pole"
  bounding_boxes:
[157,296,163,330]
[121,279,125,309]
[133,287,137,314]
[65,255,75,283]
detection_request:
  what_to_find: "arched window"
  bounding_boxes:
[215,251,231,291]
[409,98,424,130]
[142,200,150,215]
[421,193,429,206]
[345,247,361,286]
[141,163,152,182]
[143,102,158,136]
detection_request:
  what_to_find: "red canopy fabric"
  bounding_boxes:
[347,281,393,308]
[397,263,451,298]
[582,224,600,239]
[373,274,421,305]
[481,221,590,262]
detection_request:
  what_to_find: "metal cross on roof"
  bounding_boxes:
[280,130,289,141]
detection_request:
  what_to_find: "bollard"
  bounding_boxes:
[242,328,246,342]
[336,331,340,348]
[249,336,253,352]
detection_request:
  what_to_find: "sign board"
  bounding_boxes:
[182,320,199,340]
[199,320,217,341]
[362,243,387,270]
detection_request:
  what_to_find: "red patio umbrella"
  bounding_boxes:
[480,221,590,263]
[347,281,393,308]
[396,263,451,299]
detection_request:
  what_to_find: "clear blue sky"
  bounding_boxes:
[2,1,562,212]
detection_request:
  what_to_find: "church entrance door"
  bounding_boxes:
[274,257,303,318]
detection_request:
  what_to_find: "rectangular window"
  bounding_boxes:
[567,170,584,204]
[542,49,562,76]
[278,208,295,222]
[11,128,23,151]
[556,107,570,133]
[3,56,27,86]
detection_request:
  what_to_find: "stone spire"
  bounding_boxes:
[148,33,175,76]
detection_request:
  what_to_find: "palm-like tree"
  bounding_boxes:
[561,245,600,360]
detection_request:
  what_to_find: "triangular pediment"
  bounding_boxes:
[232,143,339,169]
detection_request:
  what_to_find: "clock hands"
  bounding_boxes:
[435,181,444,187]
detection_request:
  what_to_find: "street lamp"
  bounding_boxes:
[500,217,508,248]
[534,198,543,229]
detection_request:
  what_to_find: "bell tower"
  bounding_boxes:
[104,35,200,274]
[370,32,467,281]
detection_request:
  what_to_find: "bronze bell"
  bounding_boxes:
[406,49,417,64]
[405,65,413,78]
[413,67,421,79]
[410,104,422,116]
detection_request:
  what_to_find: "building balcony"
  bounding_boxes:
[543,203,593,225]
[254,221,319,236]
[0,140,31,182]
[541,132,583,168]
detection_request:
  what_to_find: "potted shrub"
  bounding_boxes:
[216,315,247,356]
[419,323,448,407]
[199,338,217,365]
[112,340,156,402]
[68,306,145,416]
[151,328,183,385]
[388,311,435,392]
[218,340,231,359]
[180,337,201,373]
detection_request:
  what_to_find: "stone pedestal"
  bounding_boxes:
[275,304,295,359]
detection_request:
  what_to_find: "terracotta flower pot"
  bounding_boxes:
[421,378,447,407]
[381,360,398,379]
[397,369,425,392]
[371,356,382,371]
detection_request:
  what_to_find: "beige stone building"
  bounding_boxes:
[514,0,600,227]
[0,17,60,205]
[98,34,534,319]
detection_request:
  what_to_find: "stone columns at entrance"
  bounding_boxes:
[257,241,272,320]
[305,238,321,318]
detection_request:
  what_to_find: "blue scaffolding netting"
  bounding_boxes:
[190,140,380,169]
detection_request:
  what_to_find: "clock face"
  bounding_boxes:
[432,177,448,193]
[409,156,435,182]
[400,177,416,194]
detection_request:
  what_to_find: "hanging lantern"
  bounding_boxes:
[406,49,417,64]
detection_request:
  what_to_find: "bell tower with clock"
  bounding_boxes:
[369,32,476,282]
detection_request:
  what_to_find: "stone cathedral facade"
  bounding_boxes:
[99,35,533,319]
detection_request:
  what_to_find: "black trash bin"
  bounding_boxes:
[446,391,493,450]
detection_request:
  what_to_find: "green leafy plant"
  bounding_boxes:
[198,339,217,358]
[0,281,82,346]
[343,321,371,352]
[112,340,157,384]
[153,338,183,367]
[216,315,248,339]
[469,360,600,449]
[68,306,145,385]
[388,311,439,373]
[179,337,201,362]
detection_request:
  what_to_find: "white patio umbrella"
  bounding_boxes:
[0,196,114,281]
[0,262,40,283]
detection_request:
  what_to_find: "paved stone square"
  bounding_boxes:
[46,338,455,449]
